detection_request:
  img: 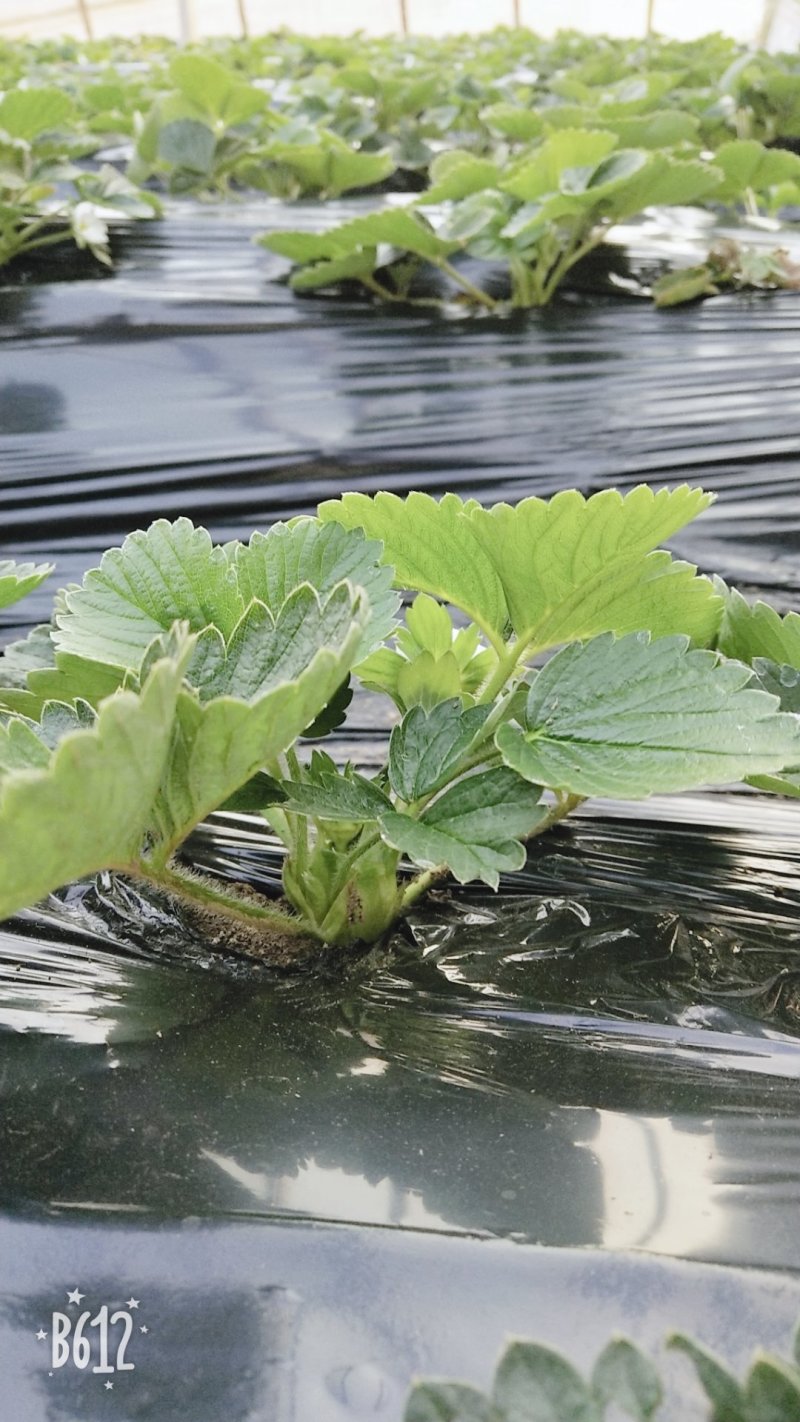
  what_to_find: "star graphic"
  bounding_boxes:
[140,1325,149,1335]
[36,1329,47,1341]
[67,1288,85,1305]
[126,1297,139,1310]
[104,1380,114,1391]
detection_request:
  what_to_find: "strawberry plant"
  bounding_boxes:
[403,1315,800,1421]
[1,489,800,963]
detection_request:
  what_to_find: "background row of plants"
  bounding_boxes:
[4,26,800,304]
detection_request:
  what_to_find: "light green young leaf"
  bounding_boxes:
[312,208,460,261]
[280,768,391,822]
[497,631,800,800]
[480,103,544,142]
[0,651,125,718]
[380,766,546,888]
[398,594,455,660]
[388,697,491,801]
[668,1335,747,1422]
[0,88,74,141]
[289,249,378,291]
[320,492,509,645]
[396,650,463,711]
[744,1354,800,1422]
[169,53,267,126]
[234,520,398,660]
[713,139,800,200]
[420,152,501,204]
[493,1340,602,1422]
[0,717,52,777]
[404,1380,499,1422]
[260,229,346,263]
[0,637,192,922]
[0,559,53,611]
[594,154,722,218]
[150,587,369,861]
[54,518,244,670]
[598,110,701,149]
[467,485,719,649]
[591,1338,663,1421]
[717,588,800,669]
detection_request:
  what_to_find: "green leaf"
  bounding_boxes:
[0,717,52,776]
[0,650,125,718]
[420,151,501,204]
[157,119,216,174]
[751,658,800,714]
[714,139,800,200]
[744,1354,800,1422]
[320,492,509,644]
[396,650,464,711]
[0,559,53,610]
[186,584,363,703]
[234,519,398,660]
[389,697,491,801]
[599,110,701,149]
[493,1340,601,1422]
[668,1335,747,1422]
[652,264,719,307]
[501,129,620,202]
[0,637,192,921]
[497,632,800,800]
[346,207,459,259]
[380,766,546,888]
[591,1338,663,1421]
[0,624,54,689]
[481,103,544,142]
[597,154,722,217]
[467,485,720,649]
[289,249,378,291]
[399,594,455,660]
[259,229,345,263]
[0,88,74,141]
[404,1381,499,1422]
[303,675,353,738]
[150,586,369,860]
[54,518,244,670]
[280,768,391,822]
[717,589,800,669]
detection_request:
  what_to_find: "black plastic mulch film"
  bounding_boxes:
[2,203,800,1422]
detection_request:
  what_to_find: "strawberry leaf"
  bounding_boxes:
[0,559,54,611]
[497,631,800,799]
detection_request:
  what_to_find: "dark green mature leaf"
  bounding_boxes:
[0,559,53,611]
[404,1380,499,1422]
[54,518,244,669]
[158,119,216,174]
[280,768,391,822]
[493,1341,602,1422]
[744,1354,800,1422]
[388,697,491,801]
[591,1339,663,1421]
[320,492,509,643]
[496,632,800,799]
[234,519,398,660]
[717,588,800,668]
[380,766,546,888]
[186,584,365,702]
[0,638,192,921]
[0,624,54,688]
[467,485,720,649]
[668,1335,747,1422]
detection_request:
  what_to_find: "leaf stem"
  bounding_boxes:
[142,862,310,936]
[434,257,499,310]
